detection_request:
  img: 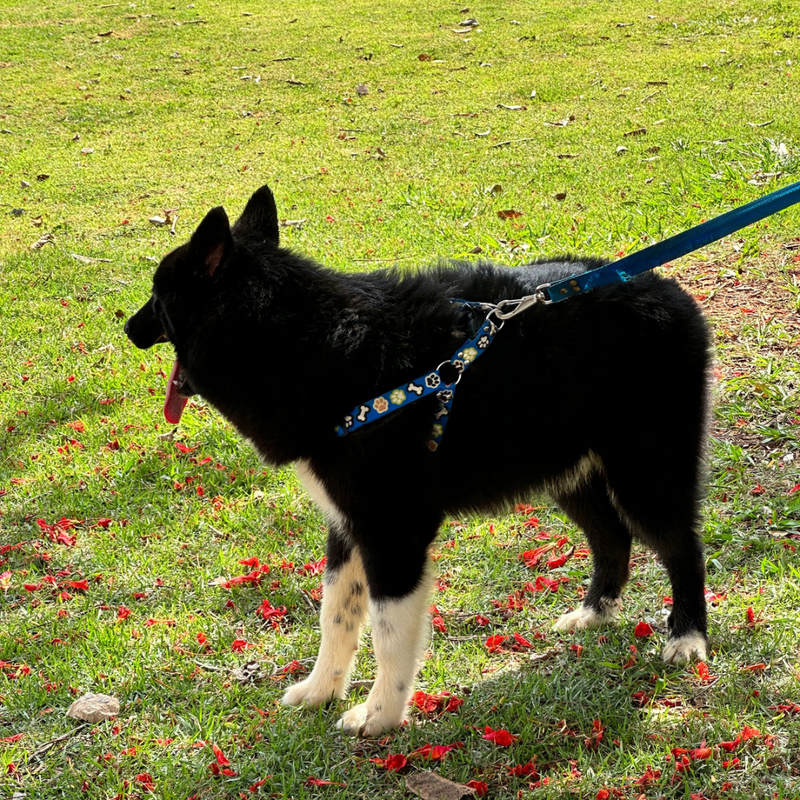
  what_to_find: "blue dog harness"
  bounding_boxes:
[336,180,800,447]
[334,300,502,450]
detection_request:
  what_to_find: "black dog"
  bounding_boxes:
[126,184,711,736]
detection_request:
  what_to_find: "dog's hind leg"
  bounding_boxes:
[602,449,708,664]
[652,534,707,664]
[337,554,435,737]
[282,534,368,707]
[552,471,632,631]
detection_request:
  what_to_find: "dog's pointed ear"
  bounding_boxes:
[232,184,280,245]
[190,206,232,277]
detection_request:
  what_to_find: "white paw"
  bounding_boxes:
[281,674,343,708]
[662,632,707,664]
[553,597,621,631]
[336,701,405,738]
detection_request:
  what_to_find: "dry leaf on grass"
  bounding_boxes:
[30,232,54,250]
[544,115,574,127]
[406,771,476,800]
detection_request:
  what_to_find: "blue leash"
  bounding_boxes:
[336,179,800,444]
[542,179,800,303]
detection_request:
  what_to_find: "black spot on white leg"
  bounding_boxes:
[396,682,406,693]
[377,618,394,634]
[333,613,343,625]
[373,704,382,714]
[346,622,355,632]
[351,581,364,596]
[349,604,362,618]
[325,570,339,587]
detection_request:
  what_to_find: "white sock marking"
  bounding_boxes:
[662,631,707,664]
[554,596,622,631]
[337,563,434,737]
[282,551,368,707]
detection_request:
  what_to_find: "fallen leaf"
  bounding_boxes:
[623,127,647,137]
[406,770,476,800]
[418,54,431,61]
[544,115,574,127]
[356,83,369,95]
[69,252,112,263]
[553,192,567,201]
[30,232,55,250]
[497,209,522,219]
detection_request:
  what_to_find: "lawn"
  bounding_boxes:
[1,1,799,798]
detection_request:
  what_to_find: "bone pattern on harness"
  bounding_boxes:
[334,303,501,451]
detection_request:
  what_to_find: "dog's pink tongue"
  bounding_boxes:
[164,359,188,425]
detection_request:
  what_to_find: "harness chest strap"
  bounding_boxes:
[334,305,501,451]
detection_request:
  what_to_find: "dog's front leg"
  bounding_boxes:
[282,536,367,707]
[337,561,434,737]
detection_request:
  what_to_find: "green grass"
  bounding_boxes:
[2,1,800,798]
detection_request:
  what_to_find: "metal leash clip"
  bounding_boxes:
[490,287,549,320]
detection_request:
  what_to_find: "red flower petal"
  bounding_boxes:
[482,726,518,746]
[466,780,488,797]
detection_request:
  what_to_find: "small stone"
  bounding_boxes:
[66,693,120,723]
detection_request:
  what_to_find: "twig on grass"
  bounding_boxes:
[491,137,537,148]
[27,724,89,766]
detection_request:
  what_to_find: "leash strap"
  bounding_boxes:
[541,179,800,303]
[335,304,502,451]
[334,179,800,446]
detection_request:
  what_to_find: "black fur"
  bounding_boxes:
[126,184,712,727]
